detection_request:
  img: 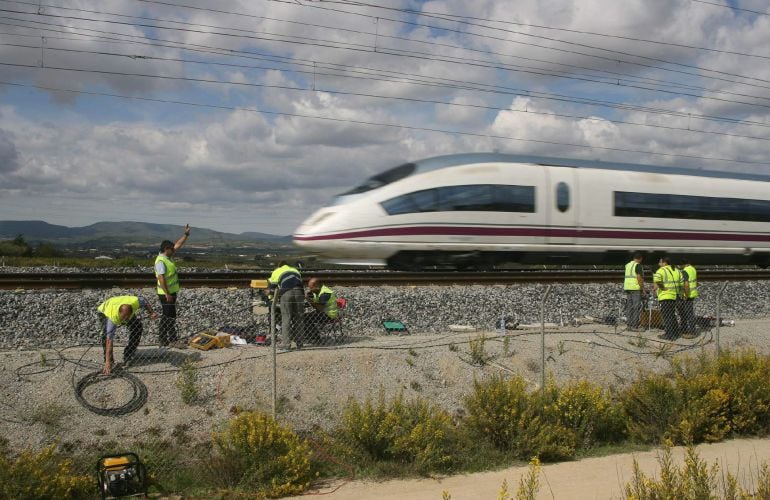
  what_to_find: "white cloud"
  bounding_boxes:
[1,0,770,233]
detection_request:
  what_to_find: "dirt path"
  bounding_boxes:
[295,438,770,499]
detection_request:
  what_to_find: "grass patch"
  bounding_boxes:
[174,359,200,405]
[26,402,69,431]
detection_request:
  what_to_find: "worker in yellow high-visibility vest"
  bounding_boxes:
[623,252,646,331]
[678,258,699,338]
[97,295,158,375]
[268,261,305,349]
[653,255,683,341]
[155,224,191,346]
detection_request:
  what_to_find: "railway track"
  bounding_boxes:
[2,269,770,289]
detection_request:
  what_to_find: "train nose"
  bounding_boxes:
[293,209,339,249]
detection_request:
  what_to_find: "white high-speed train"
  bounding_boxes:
[293,153,770,269]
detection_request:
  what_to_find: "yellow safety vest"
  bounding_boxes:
[98,296,140,325]
[268,265,302,292]
[313,285,338,319]
[683,265,699,299]
[155,254,179,295]
[654,266,682,301]
[624,260,641,291]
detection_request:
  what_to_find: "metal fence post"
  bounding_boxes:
[270,293,277,419]
[715,282,728,357]
[541,285,552,397]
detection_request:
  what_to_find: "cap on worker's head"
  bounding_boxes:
[160,240,174,252]
[633,251,643,260]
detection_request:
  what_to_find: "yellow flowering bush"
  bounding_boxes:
[0,444,91,500]
[212,411,314,497]
[622,373,682,444]
[341,393,460,473]
[464,375,576,461]
[546,379,625,447]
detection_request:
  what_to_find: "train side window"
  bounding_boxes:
[614,191,770,222]
[556,182,569,212]
[381,184,535,215]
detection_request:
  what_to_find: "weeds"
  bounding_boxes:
[515,457,541,500]
[212,412,314,497]
[408,348,418,357]
[469,334,488,366]
[175,359,199,405]
[556,340,567,356]
[448,343,458,352]
[27,403,69,431]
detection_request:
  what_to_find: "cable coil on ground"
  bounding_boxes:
[75,370,148,416]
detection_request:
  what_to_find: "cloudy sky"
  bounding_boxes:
[1,0,769,234]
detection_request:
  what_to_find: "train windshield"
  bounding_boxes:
[339,162,416,195]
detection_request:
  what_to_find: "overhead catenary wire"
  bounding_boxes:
[4,40,770,144]
[310,0,770,61]
[6,4,770,106]
[5,0,770,101]
[3,76,770,167]
[284,0,770,86]
[4,12,770,133]
[690,0,770,17]
[4,0,761,98]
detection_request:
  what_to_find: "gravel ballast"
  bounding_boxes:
[1,267,770,459]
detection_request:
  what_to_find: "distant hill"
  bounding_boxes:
[0,220,291,247]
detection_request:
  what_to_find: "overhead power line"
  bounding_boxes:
[690,0,770,17]
[4,40,770,143]
[4,7,770,111]
[132,0,770,89]
[309,0,770,61]
[290,0,770,85]
[2,77,769,167]
[4,0,737,96]
[3,13,770,132]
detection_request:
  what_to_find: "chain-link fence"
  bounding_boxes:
[1,277,768,494]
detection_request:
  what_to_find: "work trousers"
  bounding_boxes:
[625,290,643,328]
[306,310,334,342]
[158,293,177,346]
[660,299,680,339]
[99,312,143,362]
[678,298,696,335]
[279,287,305,348]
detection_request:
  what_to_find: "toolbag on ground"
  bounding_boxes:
[382,319,409,334]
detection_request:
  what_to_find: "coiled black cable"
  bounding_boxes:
[74,369,148,416]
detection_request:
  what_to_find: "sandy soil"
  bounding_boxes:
[295,438,770,499]
[1,319,769,497]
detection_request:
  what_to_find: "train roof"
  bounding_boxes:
[412,153,770,183]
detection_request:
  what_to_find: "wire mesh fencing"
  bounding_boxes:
[0,278,768,494]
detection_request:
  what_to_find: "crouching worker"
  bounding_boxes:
[97,296,158,375]
[305,278,338,342]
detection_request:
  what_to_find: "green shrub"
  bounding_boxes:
[212,412,314,497]
[340,393,460,473]
[546,379,626,447]
[623,350,770,445]
[624,443,717,499]
[464,375,575,461]
[175,360,199,405]
[0,445,92,499]
[622,374,682,444]
[468,334,488,365]
[711,350,770,435]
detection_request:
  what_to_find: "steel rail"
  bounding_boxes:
[1,269,769,289]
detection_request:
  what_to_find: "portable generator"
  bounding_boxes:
[95,452,148,499]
